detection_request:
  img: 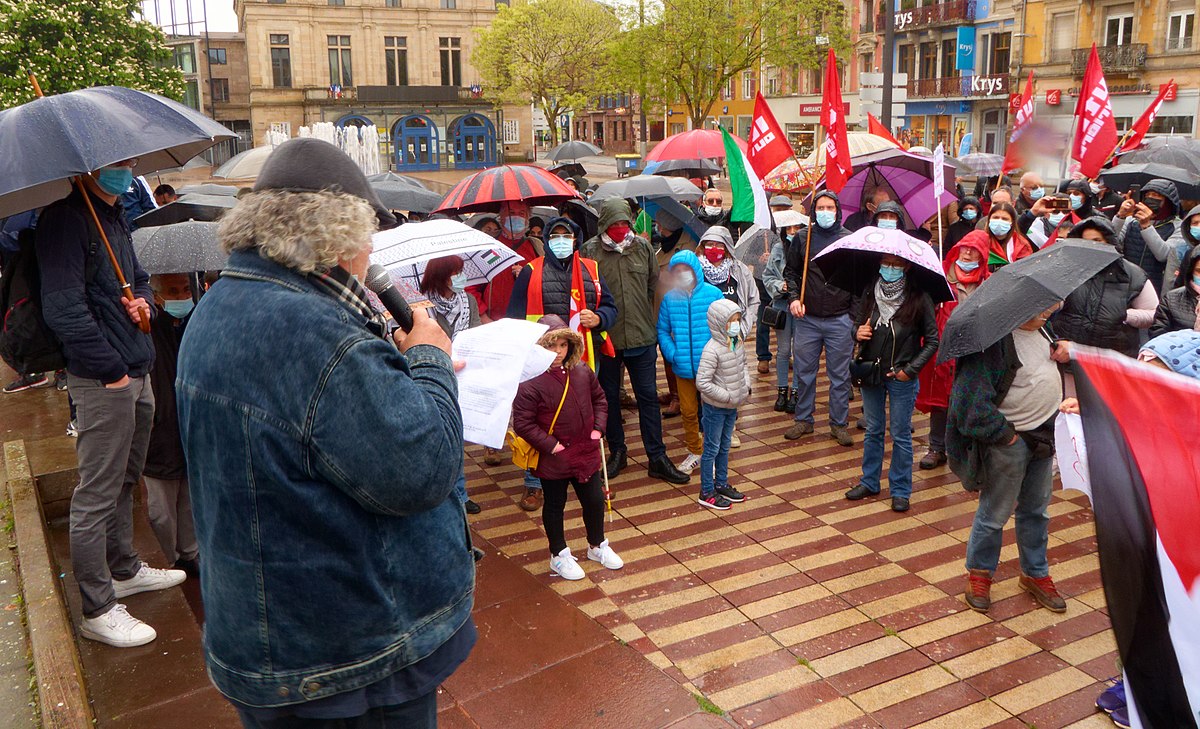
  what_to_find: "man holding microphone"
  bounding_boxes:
[176,139,474,728]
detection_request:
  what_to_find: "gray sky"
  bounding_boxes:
[142,0,239,34]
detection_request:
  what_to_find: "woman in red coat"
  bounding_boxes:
[916,230,990,468]
[512,315,624,581]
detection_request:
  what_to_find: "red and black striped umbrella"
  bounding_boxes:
[435,164,580,214]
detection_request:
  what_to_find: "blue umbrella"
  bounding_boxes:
[0,85,235,218]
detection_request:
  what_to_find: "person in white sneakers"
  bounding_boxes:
[513,315,623,580]
[79,564,186,647]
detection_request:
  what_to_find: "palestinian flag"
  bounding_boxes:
[720,125,772,229]
[1073,345,1200,729]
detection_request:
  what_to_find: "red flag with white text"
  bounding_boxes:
[748,93,794,179]
[1001,71,1035,175]
[1119,80,1174,153]
[1072,45,1119,178]
[820,49,853,193]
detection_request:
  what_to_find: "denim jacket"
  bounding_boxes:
[176,249,473,707]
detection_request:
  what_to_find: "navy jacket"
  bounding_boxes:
[38,188,154,383]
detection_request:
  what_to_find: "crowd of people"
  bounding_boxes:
[3,133,1199,729]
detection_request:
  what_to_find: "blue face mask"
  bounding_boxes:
[547,236,574,259]
[815,209,837,229]
[961,208,978,221]
[726,322,741,339]
[1193,274,1200,287]
[1029,187,1045,200]
[877,218,898,230]
[450,272,469,293]
[957,259,981,272]
[1191,226,1200,240]
[162,298,194,319]
[879,264,905,283]
[95,166,133,196]
[502,216,527,238]
[988,219,1012,237]
[1048,212,1066,227]
[1069,194,1084,211]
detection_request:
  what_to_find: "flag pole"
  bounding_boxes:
[798,124,826,309]
[28,74,150,334]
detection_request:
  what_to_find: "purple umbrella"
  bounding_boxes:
[812,226,955,304]
[808,148,958,229]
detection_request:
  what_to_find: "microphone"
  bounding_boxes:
[365,264,414,333]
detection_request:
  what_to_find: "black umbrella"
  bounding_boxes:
[1097,162,1200,201]
[547,141,602,161]
[133,194,238,227]
[132,221,226,274]
[938,239,1121,362]
[178,183,240,196]
[369,181,444,214]
[0,85,235,218]
[648,158,722,177]
[1116,136,1200,175]
[549,162,587,179]
[366,171,431,189]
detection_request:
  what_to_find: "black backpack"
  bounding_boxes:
[0,228,67,376]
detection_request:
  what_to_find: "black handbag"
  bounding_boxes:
[849,357,883,387]
[761,301,788,330]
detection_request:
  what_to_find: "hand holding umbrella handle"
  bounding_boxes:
[74,177,151,333]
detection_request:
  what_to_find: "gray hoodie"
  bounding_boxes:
[696,298,752,409]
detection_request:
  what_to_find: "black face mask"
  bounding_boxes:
[1144,197,1163,212]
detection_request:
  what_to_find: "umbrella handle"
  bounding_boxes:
[798,219,814,308]
[75,177,151,334]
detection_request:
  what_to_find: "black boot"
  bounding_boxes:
[773,387,788,412]
[606,447,627,479]
[648,456,689,484]
[785,390,797,414]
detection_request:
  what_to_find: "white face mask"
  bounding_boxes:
[703,204,723,216]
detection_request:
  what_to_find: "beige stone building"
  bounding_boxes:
[201,32,253,160]
[235,0,533,170]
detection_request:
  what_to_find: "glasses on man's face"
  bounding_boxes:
[706,198,723,205]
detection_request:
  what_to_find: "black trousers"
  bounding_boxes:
[598,347,666,461]
[541,471,606,556]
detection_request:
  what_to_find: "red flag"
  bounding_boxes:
[1001,71,1036,174]
[747,92,793,179]
[1072,45,1119,179]
[1119,80,1174,153]
[866,112,902,148]
[820,49,852,193]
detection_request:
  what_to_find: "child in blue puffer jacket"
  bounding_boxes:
[657,249,723,474]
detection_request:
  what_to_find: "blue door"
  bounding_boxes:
[335,114,373,130]
[393,114,440,171]
[451,113,496,170]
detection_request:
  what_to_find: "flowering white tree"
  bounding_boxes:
[0,0,184,108]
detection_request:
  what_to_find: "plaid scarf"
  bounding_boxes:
[309,266,390,338]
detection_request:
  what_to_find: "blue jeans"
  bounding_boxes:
[236,688,436,728]
[699,406,737,498]
[965,437,1053,577]
[775,312,802,390]
[453,470,468,504]
[523,470,541,492]
[790,313,852,427]
[859,378,919,499]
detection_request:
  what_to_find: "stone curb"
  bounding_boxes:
[4,440,93,729]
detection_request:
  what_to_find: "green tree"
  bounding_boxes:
[473,0,622,146]
[0,0,184,109]
[616,0,851,130]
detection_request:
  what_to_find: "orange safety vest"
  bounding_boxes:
[523,256,616,359]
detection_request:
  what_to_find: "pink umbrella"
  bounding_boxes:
[812,226,955,303]
[645,129,748,162]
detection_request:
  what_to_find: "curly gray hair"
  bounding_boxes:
[218,190,376,274]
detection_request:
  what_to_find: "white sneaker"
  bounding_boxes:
[550,547,585,580]
[112,562,187,598]
[730,430,741,448]
[80,604,157,647]
[587,540,624,570]
[678,453,702,473]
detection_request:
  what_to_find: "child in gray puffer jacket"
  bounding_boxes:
[695,298,752,510]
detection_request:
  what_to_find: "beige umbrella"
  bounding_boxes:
[213,145,277,180]
[799,132,900,167]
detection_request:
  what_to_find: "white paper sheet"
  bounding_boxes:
[451,319,553,448]
[1054,412,1091,503]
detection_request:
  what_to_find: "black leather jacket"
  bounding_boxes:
[855,288,940,380]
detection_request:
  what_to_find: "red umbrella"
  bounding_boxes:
[435,164,580,214]
[644,129,748,162]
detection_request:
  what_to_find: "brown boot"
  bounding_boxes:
[757,360,770,375]
[661,396,680,418]
[1019,574,1067,613]
[519,487,543,512]
[784,421,814,440]
[484,448,503,466]
[965,569,993,612]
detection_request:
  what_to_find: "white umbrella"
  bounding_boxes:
[369,219,524,295]
[798,132,901,167]
[213,145,276,180]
